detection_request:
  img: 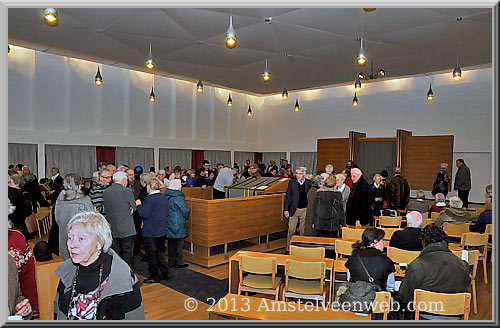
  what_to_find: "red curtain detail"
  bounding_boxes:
[192,150,205,170]
[96,146,116,168]
[254,152,263,164]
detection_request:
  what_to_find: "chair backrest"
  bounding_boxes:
[485,224,492,235]
[421,218,433,228]
[460,232,488,256]
[239,255,276,275]
[430,211,440,220]
[420,211,429,219]
[341,227,365,240]
[413,289,471,319]
[386,246,420,264]
[335,239,355,259]
[451,249,480,267]
[444,222,471,236]
[372,291,391,320]
[379,216,402,228]
[290,245,325,258]
[380,227,403,241]
[285,259,325,280]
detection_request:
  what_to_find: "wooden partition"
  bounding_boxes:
[349,131,367,162]
[317,138,350,173]
[401,135,454,191]
[159,186,213,199]
[184,193,287,267]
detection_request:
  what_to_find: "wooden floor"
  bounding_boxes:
[31,234,492,321]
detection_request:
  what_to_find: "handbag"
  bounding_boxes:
[334,254,381,314]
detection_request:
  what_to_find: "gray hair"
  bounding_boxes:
[117,165,127,172]
[416,190,425,200]
[63,173,81,192]
[449,196,463,209]
[157,170,166,176]
[406,211,422,228]
[351,168,362,176]
[67,212,113,252]
[99,168,111,177]
[435,193,445,202]
[113,171,127,182]
[297,166,307,174]
[140,172,151,185]
[373,174,382,182]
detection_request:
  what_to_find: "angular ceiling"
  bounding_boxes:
[8,7,492,95]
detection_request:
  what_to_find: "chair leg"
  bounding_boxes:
[37,221,41,239]
[482,258,488,284]
[472,280,477,315]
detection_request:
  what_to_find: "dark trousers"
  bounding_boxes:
[167,238,185,267]
[133,212,144,255]
[458,189,470,208]
[212,188,226,199]
[112,235,135,271]
[144,236,170,279]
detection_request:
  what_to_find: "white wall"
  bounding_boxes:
[8,46,493,203]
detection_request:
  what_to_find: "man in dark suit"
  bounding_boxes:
[103,171,137,270]
[283,166,312,252]
[454,159,471,208]
[346,168,373,226]
[389,211,423,251]
[47,167,63,205]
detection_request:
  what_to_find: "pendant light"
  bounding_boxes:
[452,60,462,80]
[294,99,300,112]
[149,87,156,102]
[354,75,362,91]
[227,94,233,107]
[225,13,237,49]
[352,92,359,107]
[95,66,103,86]
[196,80,204,93]
[356,38,367,67]
[426,84,434,101]
[43,8,59,27]
[281,88,288,100]
[247,105,252,117]
[262,59,270,82]
[145,26,155,69]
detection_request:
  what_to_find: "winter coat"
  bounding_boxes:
[136,192,168,238]
[346,176,373,226]
[432,169,450,196]
[8,186,33,240]
[164,189,190,239]
[54,249,145,320]
[454,164,471,191]
[304,187,318,236]
[345,247,395,291]
[312,188,346,232]
[434,207,472,227]
[370,183,385,216]
[469,210,492,234]
[389,175,410,210]
[398,241,471,306]
[55,190,94,260]
[23,173,50,213]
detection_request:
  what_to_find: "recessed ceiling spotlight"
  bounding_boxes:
[43,8,59,27]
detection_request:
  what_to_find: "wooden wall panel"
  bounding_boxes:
[317,138,349,173]
[349,131,366,162]
[401,135,454,191]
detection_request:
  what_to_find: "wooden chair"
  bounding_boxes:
[444,222,471,238]
[430,211,441,221]
[421,218,433,228]
[290,245,325,258]
[238,255,281,300]
[341,227,364,240]
[485,224,492,255]
[460,232,488,284]
[378,216,402,228]
[386,246,420,265]
[34,208,51,238]
[413,289,471,320]
[334,239,354,261]
[451,249,480,314]
[420,211,429,219]
[283,259,327,304]
[372,291,391,320]
[380,227,402,241]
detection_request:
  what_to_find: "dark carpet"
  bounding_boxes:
[133,255,228,305]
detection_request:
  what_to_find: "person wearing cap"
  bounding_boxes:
[136,178,172,283]
[213,166,239,199]
[389,211,423,251]
[389,167,410,210]
[432,163,450,197]
[164,179,190,268]
[103,171,137,270]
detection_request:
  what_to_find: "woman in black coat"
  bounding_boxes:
[370,174,386,217]
[312,176,346,237]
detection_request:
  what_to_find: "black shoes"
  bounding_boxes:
[143,277,161,284]
[168,263,189,269]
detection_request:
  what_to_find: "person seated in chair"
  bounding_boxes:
[389,211,423,251]
[434,196,471,228]
[407,190,429,215]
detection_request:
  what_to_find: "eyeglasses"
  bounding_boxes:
[102,176,112,179]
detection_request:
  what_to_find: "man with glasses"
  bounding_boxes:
[89,168,112,215]
[283,166,312,253]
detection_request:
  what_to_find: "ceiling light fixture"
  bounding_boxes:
[356,38,367,67]
[282,88,288,100]
[149,87,156,102]
[452,17,463,81]
[426,84,434,101]
[43,8,59,27]
[197,79,204,93]
[95,66,103,86]
[358,61,386,80]
[262,58,270,82]
[247,105,252,117]
[225,12,237,49]
[363,8,376,12]
[354,75,362,91]
[294,99,300,112]
[352,92,359,107]
[227,94,232,107]
[145,25,155,69]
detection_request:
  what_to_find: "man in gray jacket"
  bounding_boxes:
[103,171,137,270]
[454,159,471,208]
[213,166,239,199]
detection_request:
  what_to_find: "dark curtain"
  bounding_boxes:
[96,146,116,167]
[357,140,397,182]
[192,150,205,170]
[254,152,263,164]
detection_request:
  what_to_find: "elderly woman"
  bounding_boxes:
[8,174,32,240]
[334,173,350,213]
[434,196,471,227]
[429,193,450,214]
[54,212,145,320]
[185,169,196,187]
[470,198,492,234]
[312,176,346,238]
[432,163,450,197]
[304,174,323,236]
[370,174,386,216]
[156,170,168,186]
[164,179,190,269]
[345,228,395,292]
[55,173,94,260]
